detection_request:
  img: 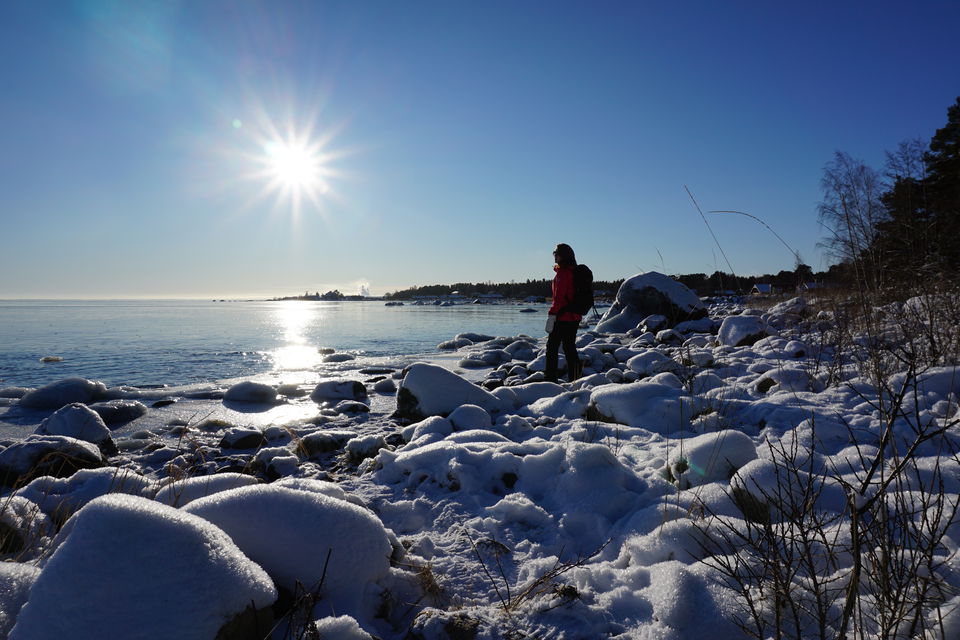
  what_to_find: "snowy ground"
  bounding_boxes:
[1,292,959,639]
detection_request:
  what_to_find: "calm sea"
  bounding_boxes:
[0,300,549,389]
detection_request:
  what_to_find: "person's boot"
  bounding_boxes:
[568,360,582,382]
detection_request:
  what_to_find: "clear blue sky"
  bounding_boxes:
[2,1,958,298]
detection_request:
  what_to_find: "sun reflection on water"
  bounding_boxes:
[269,302,323,373]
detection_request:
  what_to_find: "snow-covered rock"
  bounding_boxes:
[717,314,768,347]
[768,296,807,316]
[396,363,502,420]
[447,404,493,430]
[596,272,706,333]
[666,430,757,488]
[223,380,278,404]
[154,472,261,507]
[183,484,392,615]
[15,468,155,521]
[17,377,107,410]
[310,379,368,403]
[35,403,116,454]
[346,434,387,462]
[10,494,277,640]
[626,351,682,376]
[0,436,105,488]
[588,381,700,433]
[313,615,374,639]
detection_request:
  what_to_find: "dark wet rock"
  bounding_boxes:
[89,399,149,425]
[298,431,355,457]
[219,428,267,450]
[334,400,370,414]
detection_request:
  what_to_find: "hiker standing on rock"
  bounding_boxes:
[545,243,583,383]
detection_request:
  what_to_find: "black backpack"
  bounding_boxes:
[566,263,594,315]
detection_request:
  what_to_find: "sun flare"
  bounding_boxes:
[237,111,345,221]
[265,140,322,190]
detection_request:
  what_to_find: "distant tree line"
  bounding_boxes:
[817,96,960,294]
[383,265,840,300]
[384,279,626,300]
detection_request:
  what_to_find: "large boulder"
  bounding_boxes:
[395,363,502,421]
[596,272,706,333]
[9,494,277,640]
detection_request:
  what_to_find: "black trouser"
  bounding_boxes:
[545,320,581,382]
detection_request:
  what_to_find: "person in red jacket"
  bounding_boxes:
[545,243,582,383]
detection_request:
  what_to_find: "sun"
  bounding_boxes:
[241,116,341,221]
[264,140,322,190]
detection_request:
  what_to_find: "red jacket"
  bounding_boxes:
[548,264,582,322]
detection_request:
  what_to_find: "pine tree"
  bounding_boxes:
[924,96,960,266]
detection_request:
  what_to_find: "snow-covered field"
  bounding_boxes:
[1,273,959,639]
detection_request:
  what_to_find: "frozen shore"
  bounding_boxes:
[1,277,959,639]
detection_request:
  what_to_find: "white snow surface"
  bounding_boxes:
[3,291,960,639]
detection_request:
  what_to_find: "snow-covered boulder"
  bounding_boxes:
[448,404,493,430]
[666,430,757,488]
[346,434,388,462]
[34,403,116,455]
[10,494,277,640]
[626,351,682,376]
[223,380,278,404]
[596,272,706,333]
[588,382,700,433]
[373,378,396,393]
[17,377,107,410]
[529,389,592,419]
[154,472,261,507]
[753,367,821,394]
[0,436,105,488]
[0,563,40,638]
[396,363,502,421]
[310,379,368,403]
[768,296,807,316]
[184,484,392,615]
[717,314,768,347]
[15,468,155,521]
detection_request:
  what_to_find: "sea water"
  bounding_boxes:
[0,299,549,389]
